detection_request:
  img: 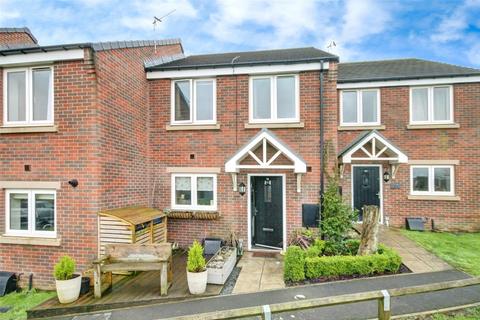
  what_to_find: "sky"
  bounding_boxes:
[1,0,480,67]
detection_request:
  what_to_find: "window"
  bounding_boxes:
[410,86,453,124]
[250,75,299,123]
[340,89,380,126]
[410,165,454,196]
[5,189,56,237]
[3,66,54,126]
[171,174,216,210]
[171,79,216,124]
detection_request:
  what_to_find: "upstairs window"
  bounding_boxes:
[171,79,216,124]
[4,67,54,126]
[250,75,299,123]
[5,189,56,237]
[410,165,454,196]
[340,89,380,126]
[171,174,217,211]
[410,86,453,124]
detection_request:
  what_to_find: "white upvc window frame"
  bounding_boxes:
[3,66,54,127]
[340,89,381,126]
[5,189,57,238]
[170,78,217,125]
[410,165,454,196]
[409,85,454,125]
[171,174,217,211]
[249,74,300,124]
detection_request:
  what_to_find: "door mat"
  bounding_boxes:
[252,252,277,258]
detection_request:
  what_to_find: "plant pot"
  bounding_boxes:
[55,274,81,304]
[186,269,207,295]
[80,277,90,295]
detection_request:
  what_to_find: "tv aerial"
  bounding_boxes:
[153,9,176,31]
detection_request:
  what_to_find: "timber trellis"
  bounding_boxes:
[163,277,480,320]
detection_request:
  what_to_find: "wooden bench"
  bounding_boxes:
[93,243,172,298]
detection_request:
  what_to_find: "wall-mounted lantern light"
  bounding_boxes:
[383,171,390,183]
[238,182,246,196]
[68,179,79,188]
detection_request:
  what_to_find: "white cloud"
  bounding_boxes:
[431,0,480,43]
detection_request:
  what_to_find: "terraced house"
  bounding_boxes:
[0,27,478,288]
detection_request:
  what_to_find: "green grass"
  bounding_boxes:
[401,230,480,276]
[430,306,480,319]
[0,289,55,320]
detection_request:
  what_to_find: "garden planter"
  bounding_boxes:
[55,274,81,303]
[207,247,237,285]
[186,269,208,294]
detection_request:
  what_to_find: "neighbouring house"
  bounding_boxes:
[0,27,478,288]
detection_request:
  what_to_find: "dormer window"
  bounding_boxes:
[3,66,54,126]
[171,79,216,125]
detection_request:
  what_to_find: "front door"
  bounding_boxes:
[353,166,381,222]
[251,176,283,249]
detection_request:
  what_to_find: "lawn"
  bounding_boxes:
[401,230,480,276]
[405,306,480,319]
[0,290,55,320]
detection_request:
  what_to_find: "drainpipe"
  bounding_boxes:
[319,60,325,204]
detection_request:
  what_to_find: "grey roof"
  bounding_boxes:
[144,53,185,68]
[0,38,182,56]
[338,58,480,83]
[146,47,338,71]
[0,27,38,43]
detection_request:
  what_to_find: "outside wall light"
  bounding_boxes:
[238,182,246,196]
[383,171,390,183]
[68,179,79,188]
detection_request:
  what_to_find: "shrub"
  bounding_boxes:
[321,177,358,244]
[53,256,76,280]
[284,246,305,281]
[187,240,206,273]
[305,245,402,279]
[305,245,322,258]
[312,239,326,252]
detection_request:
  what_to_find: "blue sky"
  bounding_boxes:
[1,0,480,67]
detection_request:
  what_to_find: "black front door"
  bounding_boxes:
[353,166,380,222]
[251,176,283,249]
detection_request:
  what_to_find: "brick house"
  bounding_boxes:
[0,28,478,288]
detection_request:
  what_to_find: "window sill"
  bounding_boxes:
[166,124,220,131]
[0,125,58,134]
[0,235,61,246]
[338,125,385,131]
[245,122,304,129]
[407,195,460,201]
[407,123,460,130]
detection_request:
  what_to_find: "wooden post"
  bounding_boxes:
[378,290,391,320]
[94,263,102,298]
[358,205,380,255]
[160,261,168,296]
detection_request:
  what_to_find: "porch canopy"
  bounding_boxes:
[338,130,408,178]
[225,128,307,192]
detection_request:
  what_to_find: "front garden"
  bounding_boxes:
[284,177,403,284]
[0,290,55,320]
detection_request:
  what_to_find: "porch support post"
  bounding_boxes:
[339,164,345,179]
[231,173,238,191]
[390,164,399,180]
[296,173,302,193]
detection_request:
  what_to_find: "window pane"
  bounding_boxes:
[174,81,191,121]
[9,193,28,231]
[433,87,450,121]
[412,167,429,192]
[412,88,428,121]
[362,91,377,123]
[434,168,451,192]
[276,76,296,119]
[195,80,214,121]
[175,177,191,205]
[35,193,55,232]
[197,177,214,206]
[7,71,26,122]
[342,91,357,123]
[33,68,52,121]
[252,78,271,119]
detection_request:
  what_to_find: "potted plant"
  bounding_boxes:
[186,240,207,294]
[53,255,81,303]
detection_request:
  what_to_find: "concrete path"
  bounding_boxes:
[51,270,479,320]
[380,227,452,273]
[233,251,285,293]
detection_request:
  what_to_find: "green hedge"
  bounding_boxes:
[284,246,305,281]
[305,245,402,279]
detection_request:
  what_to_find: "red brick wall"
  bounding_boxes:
[338,83,480,231]
[0,50,100,289]
[149,64,338,247]
[0,31,36,46]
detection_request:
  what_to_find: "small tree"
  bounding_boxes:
[187,240,206,273]
[320,177,357,245]
[53,256,76,280]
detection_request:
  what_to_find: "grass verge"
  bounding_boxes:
[0,289,55,320]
